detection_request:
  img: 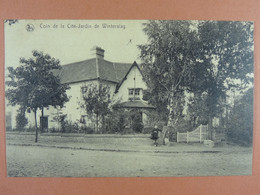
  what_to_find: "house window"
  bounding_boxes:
[129,89,134,96]
[128,88,142,100]
[135,89,140,96]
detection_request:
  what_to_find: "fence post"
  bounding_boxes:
[187,131,189,143]
[177,132,179,143]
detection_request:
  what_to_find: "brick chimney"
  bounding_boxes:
[92,46,105,59]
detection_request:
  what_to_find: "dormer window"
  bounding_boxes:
[128,88,142,100]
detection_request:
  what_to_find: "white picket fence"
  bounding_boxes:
[177,125,208,143]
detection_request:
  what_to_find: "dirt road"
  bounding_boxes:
[6,144,252,177]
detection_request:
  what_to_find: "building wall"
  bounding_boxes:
[6,79,118,130]
[5,66,147,131]
[45,79,117,129]
[5,99,17,130]
[45,80,92,129]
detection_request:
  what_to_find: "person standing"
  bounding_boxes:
[151,125,162,146]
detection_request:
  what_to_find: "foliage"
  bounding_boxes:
[197,21,254,87]
[6,50,70,111]
[168,130,177,142]
[142,90,169,123]
[139,20,200,125]
[52,107,68,132]
[132,112,144,133]
[49,119,94,134]
[53,114,67,133]
[103,109,128,133]
[188,21,253,137]
[25,126,36,132]
[187,92,223,126]
[172,117,193,133]
[15,107,28,130]
[226,87,254,146]
[104,109,145,134]
[60,120,94,134]
[167,118,194,142]
[6,50,70,142]
[139,20,254,132]
[144,110,166,129]
[80,83,112,132]
[192,21,254,118]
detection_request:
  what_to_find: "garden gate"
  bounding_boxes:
[177,124,208,143]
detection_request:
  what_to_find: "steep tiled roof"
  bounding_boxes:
[98,59,119,83]
[55,58,133,84]
[114,62,133,81]
[57,59,97,84]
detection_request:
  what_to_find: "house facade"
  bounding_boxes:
[6,47,154,131]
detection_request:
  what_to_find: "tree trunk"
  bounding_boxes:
[167,91,174,126]
[34,110,38,143]
[96,113,99,133]
[208,116,213,140]
[41,107,44,133]
[101,115,105,134]
[164,92,175,145]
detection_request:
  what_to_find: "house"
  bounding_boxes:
[8,46,154,131]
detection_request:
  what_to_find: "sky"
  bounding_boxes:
[4,20,148,75]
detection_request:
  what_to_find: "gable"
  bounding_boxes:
[115,62,145,93]
[113,63,147,102]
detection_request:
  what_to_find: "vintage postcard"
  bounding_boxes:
[4,19,254,177]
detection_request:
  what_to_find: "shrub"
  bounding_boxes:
[167,118,193,142]
[16,108,28,131]
[226,88,253,146]
[49,127,59,133]
[5,126,13,131]
[132,113,144,133]
[142,127,153,134]
[53,114,67,133]
[102,108,130,134]
[25,126,35,132]
[80,125,95,134]
[167,126,177,141]
[117,115,125,132]
[145,110,167,129]
[61,120,78,133]
[170,118,193,133]
[58,119,95,134]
